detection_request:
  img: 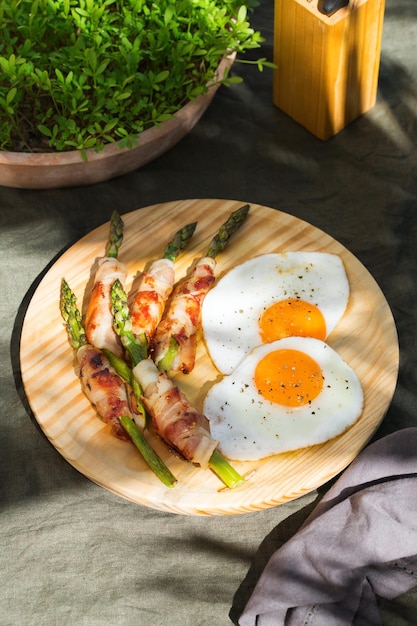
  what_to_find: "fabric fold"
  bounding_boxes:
[237,428,417,626]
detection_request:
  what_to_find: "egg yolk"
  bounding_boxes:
[254,348,324,407]
[258,298,327,343]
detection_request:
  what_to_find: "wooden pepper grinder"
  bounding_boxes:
[273,0,386,140]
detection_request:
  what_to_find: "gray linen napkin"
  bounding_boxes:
[237,428,417,625]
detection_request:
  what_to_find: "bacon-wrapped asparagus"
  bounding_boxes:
[151,257,216,374]
[60,278,177,488]
[133,358,218,468]
[129,221,197,346]
[84,210,127,357]
[152,205,250,374]
[111,279,245,488]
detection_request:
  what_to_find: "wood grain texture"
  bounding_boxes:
[20,200,399,515]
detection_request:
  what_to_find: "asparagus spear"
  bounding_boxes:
[163,221,197,261]
[129,220,198,347]
[99,353,178,489]
[111,278,245,489]
[102,348,134,386]
[60,278,87,350]
[209,449,245,489]
[156,204,250,373]
[105,209,124,259]
[117,415,177,488]
[84,209,127,358]
[112,279,148,366]
[111,277,150,428]
[60,278,177,488]
[206,204,250,260]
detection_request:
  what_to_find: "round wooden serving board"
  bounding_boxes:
[20,199,399,515]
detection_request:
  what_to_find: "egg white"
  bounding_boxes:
[202,252,350,375]
[203,336,363,461]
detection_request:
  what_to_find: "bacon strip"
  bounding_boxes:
[133,358,218,468]
[130,258,175,343]
[152,257,216,374]
[84,257,127,357]
[77,344,132,440]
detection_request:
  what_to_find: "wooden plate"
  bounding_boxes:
[20,199,399,515]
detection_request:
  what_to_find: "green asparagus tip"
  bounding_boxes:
[106,210,124,258]
[209,449,245,489]
[163,221,198,261]
[60,278,87,350]
[206,204,250,259]
[119,416,178,488]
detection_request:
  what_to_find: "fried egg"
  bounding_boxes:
[203,336,363,461]
[202,252,350,374]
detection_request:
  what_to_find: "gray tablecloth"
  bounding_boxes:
[2,1,417,624]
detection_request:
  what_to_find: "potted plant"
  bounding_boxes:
[0,0,270,189]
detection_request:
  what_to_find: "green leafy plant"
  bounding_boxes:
[0,0,271,154]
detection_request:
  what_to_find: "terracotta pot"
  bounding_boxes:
[0,56,233,190]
